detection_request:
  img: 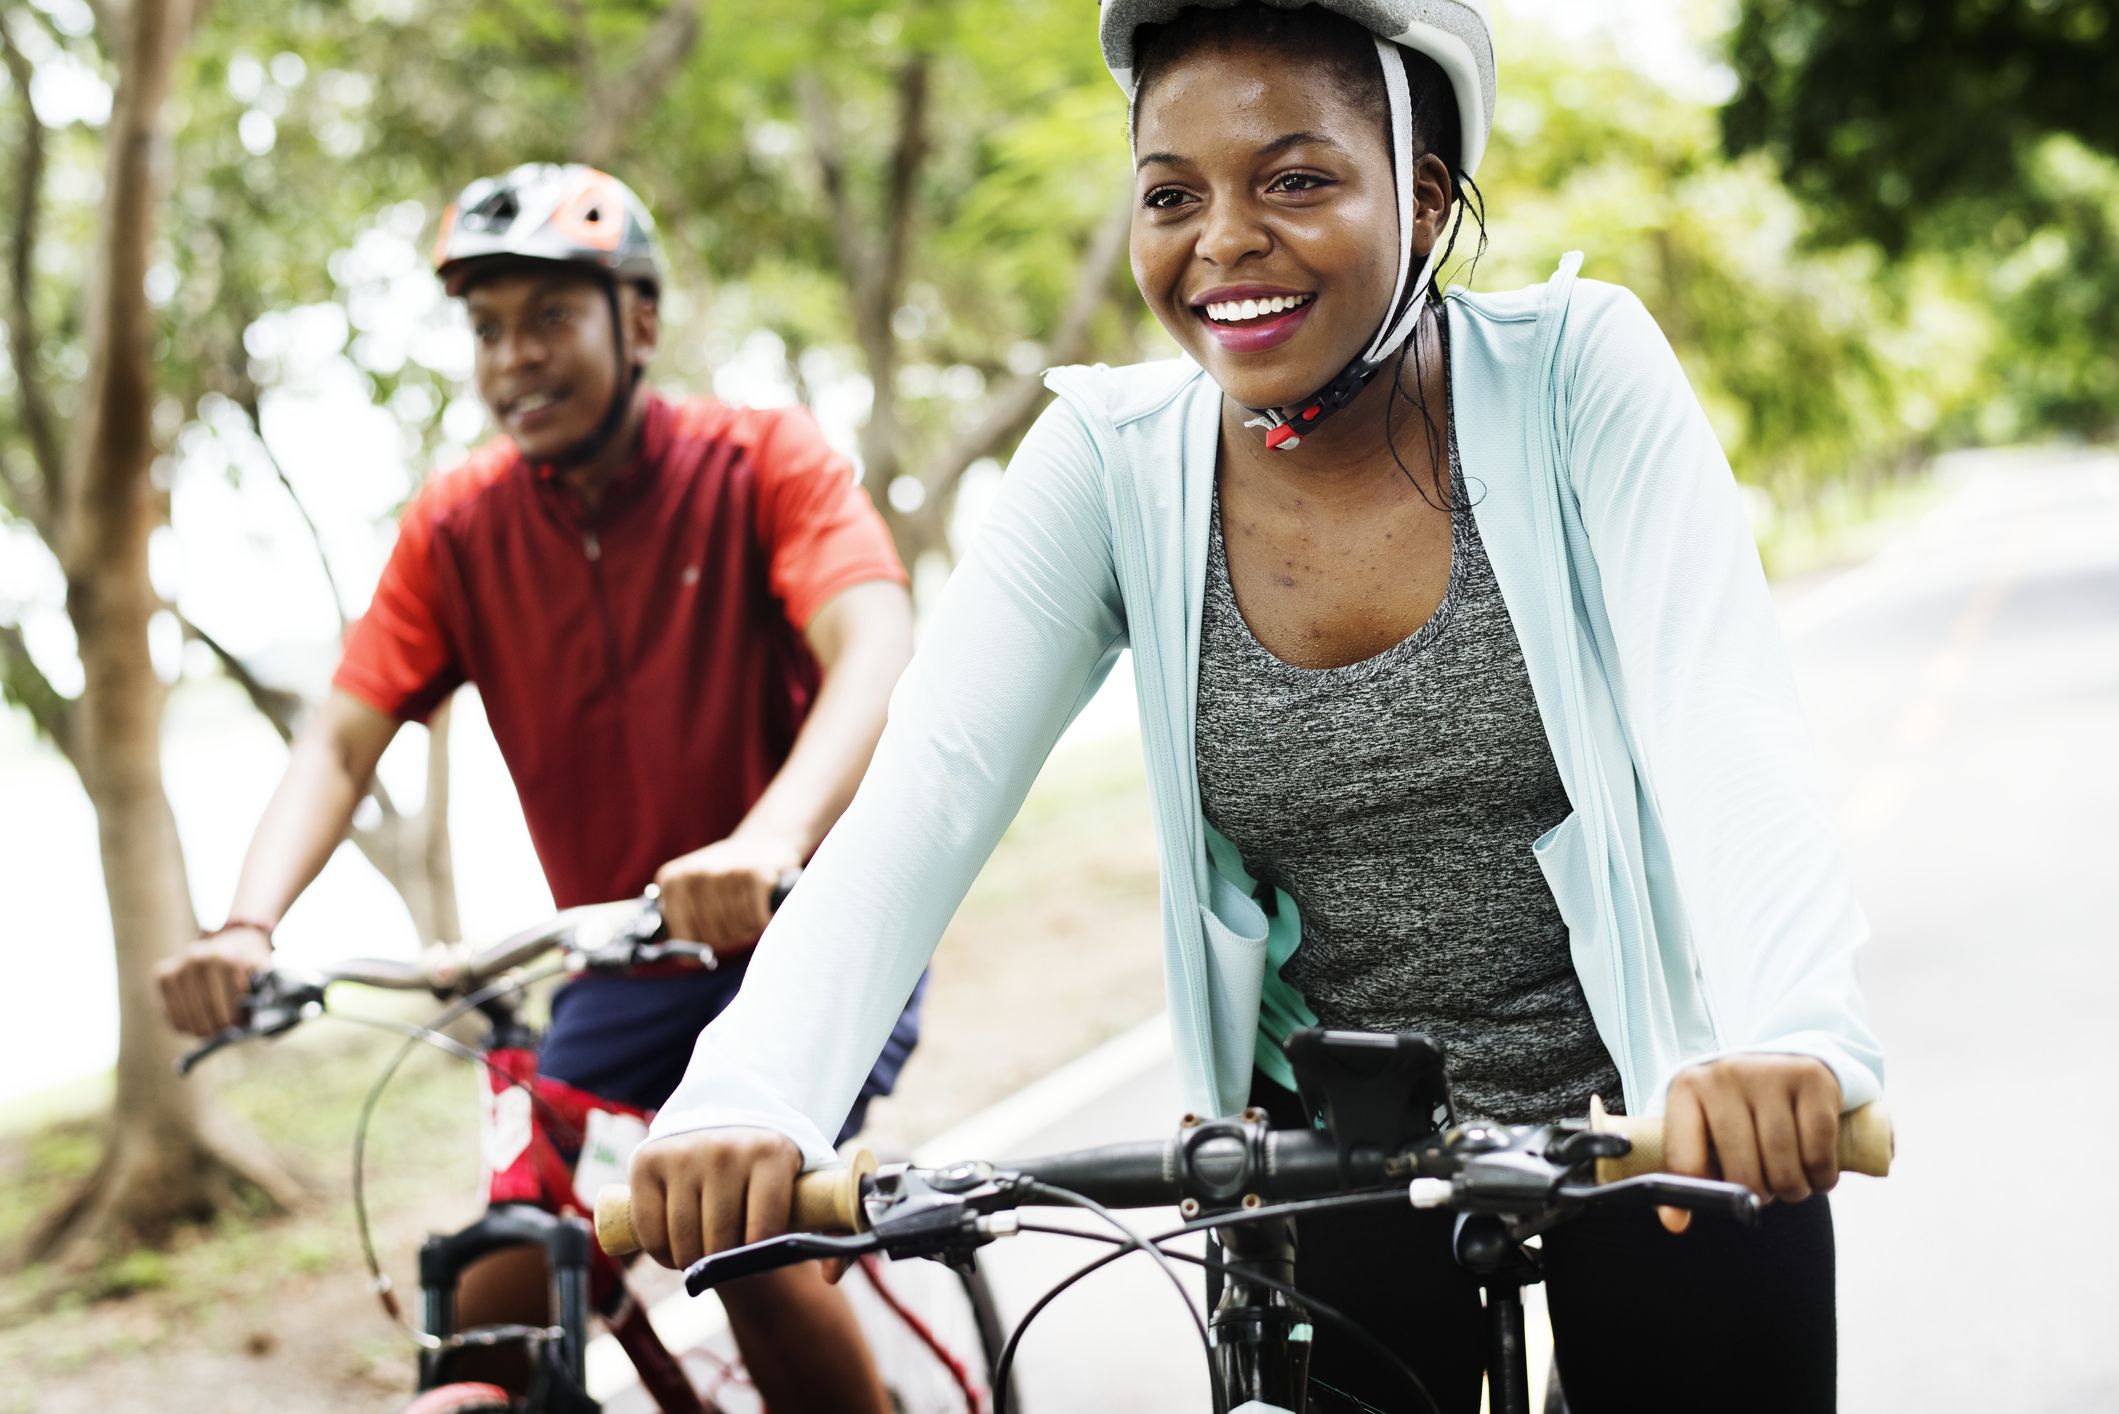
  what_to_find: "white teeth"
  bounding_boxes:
[1203,294,1311,323]
[514,392,557,414]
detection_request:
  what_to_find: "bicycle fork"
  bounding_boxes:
[1211,1215,1314,1413]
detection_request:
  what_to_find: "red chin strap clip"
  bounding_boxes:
[1265,403,1326,452]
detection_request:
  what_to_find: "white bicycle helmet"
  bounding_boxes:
[1099,0,1498,449]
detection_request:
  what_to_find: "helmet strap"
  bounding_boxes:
[528,277,640,474]
[1243,37,1443,452]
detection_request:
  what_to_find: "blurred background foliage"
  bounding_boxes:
[5,0,2114,628]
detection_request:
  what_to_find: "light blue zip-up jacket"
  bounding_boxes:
[649,256,1885,1166]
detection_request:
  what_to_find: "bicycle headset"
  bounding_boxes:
[432,163,666,471]
[1099,0,1497,450]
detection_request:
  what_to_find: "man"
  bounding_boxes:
[157,164,914,1411]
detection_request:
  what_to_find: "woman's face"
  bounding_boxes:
[1130,40,1414,413]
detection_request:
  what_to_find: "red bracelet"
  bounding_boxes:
[202,918,275,945]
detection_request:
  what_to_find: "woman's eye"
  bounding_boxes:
[1268,172,1328,194]
[1142,186,1193,211]
[473,322,498,344]
[539,304,570,327]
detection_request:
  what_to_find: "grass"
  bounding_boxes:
[0,1003,485,1345]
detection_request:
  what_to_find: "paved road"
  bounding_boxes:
[600,447,2119,1411]
[1788,449,2119,1412]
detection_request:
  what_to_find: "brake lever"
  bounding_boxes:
[174,970,328,1075]
[177,1027,245,1076]
[1560,1173,1762,1227]
[681,1230,884,1296]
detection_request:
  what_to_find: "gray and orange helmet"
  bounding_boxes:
[433,163,663,298]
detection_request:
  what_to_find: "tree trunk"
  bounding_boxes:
[422,699,461,944]
[31,0,300,1267]
[378,697,462,946]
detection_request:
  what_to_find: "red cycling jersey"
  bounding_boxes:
[334,394,905,908]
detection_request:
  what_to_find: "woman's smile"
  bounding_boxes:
[1193,285,1318,352]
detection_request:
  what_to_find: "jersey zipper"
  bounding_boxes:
[582,527,628,707]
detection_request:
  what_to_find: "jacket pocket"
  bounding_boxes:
[1198,870,1270,1116]
[1533,811,1629,1095]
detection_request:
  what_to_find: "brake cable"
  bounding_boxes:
[322,960,573,1346]
[993,1181,1221,1412]
[1009,1221,1441,1414]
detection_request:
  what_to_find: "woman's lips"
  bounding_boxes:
[1197,298,1316,354]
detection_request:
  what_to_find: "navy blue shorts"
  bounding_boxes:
[539,958,927,1147]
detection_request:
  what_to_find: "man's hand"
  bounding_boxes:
[654,835,803,954]
[156,926,274,1037]
[628,1127,806,1270]
[1659,1053,1844,1233]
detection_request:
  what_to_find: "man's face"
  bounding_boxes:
[465,268,650,460]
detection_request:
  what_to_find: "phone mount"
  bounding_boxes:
[1284,1028,1455,1182]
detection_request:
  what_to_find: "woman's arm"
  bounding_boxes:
[644,398,1128,1169]
[1561,285,1883,1219]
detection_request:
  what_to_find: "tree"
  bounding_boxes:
[1,0,1151,1255]
[1722,0,2119,440]
[1,0,303,1263]
[1723,0,2119,253]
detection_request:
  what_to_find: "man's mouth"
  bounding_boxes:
[1197,292,1315,326]
[506,389,566,419]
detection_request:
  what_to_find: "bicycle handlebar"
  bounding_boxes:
[595,1147,876,1257]
[1587,1095,1893,1182]
[591,1099,1892,1262]
[174,875,804,1076]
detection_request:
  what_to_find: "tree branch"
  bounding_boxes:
[62,0,189,543]
[554,0,597,83]
[0,616,76,759]
[796,70,876,317]
[179,610,405,826]
[874,56,930,336]
[176,612,301,743]
[924,185,1133,495]
[1,13,66,531]
[236,392,348,630]
[579,0,704,168]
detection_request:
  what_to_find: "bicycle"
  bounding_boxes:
[597,1028,1892,1414]
[177,890,1007,1414]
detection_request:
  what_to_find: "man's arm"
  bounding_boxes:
[157,690,402,1035]
[655,579,914,949]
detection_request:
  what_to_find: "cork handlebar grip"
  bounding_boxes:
[1587,1096,1893,1185]
[594,1148,878,1258]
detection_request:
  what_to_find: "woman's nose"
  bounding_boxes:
[1196,194,1271,267]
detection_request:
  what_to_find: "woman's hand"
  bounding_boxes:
[626,1126,806,1270]
[1659,1053,1843,1233]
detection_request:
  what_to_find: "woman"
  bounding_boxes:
[632,3,1882,1408]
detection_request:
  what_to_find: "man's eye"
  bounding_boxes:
[473,323,499,344]
[539,304,570,327]
[1269,172,1327,193]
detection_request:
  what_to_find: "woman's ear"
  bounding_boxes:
[1410,151,1455,254]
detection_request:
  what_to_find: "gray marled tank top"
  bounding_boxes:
[1196,439,1623,1126]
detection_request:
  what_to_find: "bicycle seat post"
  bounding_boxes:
[1453,1213,1542,1414]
